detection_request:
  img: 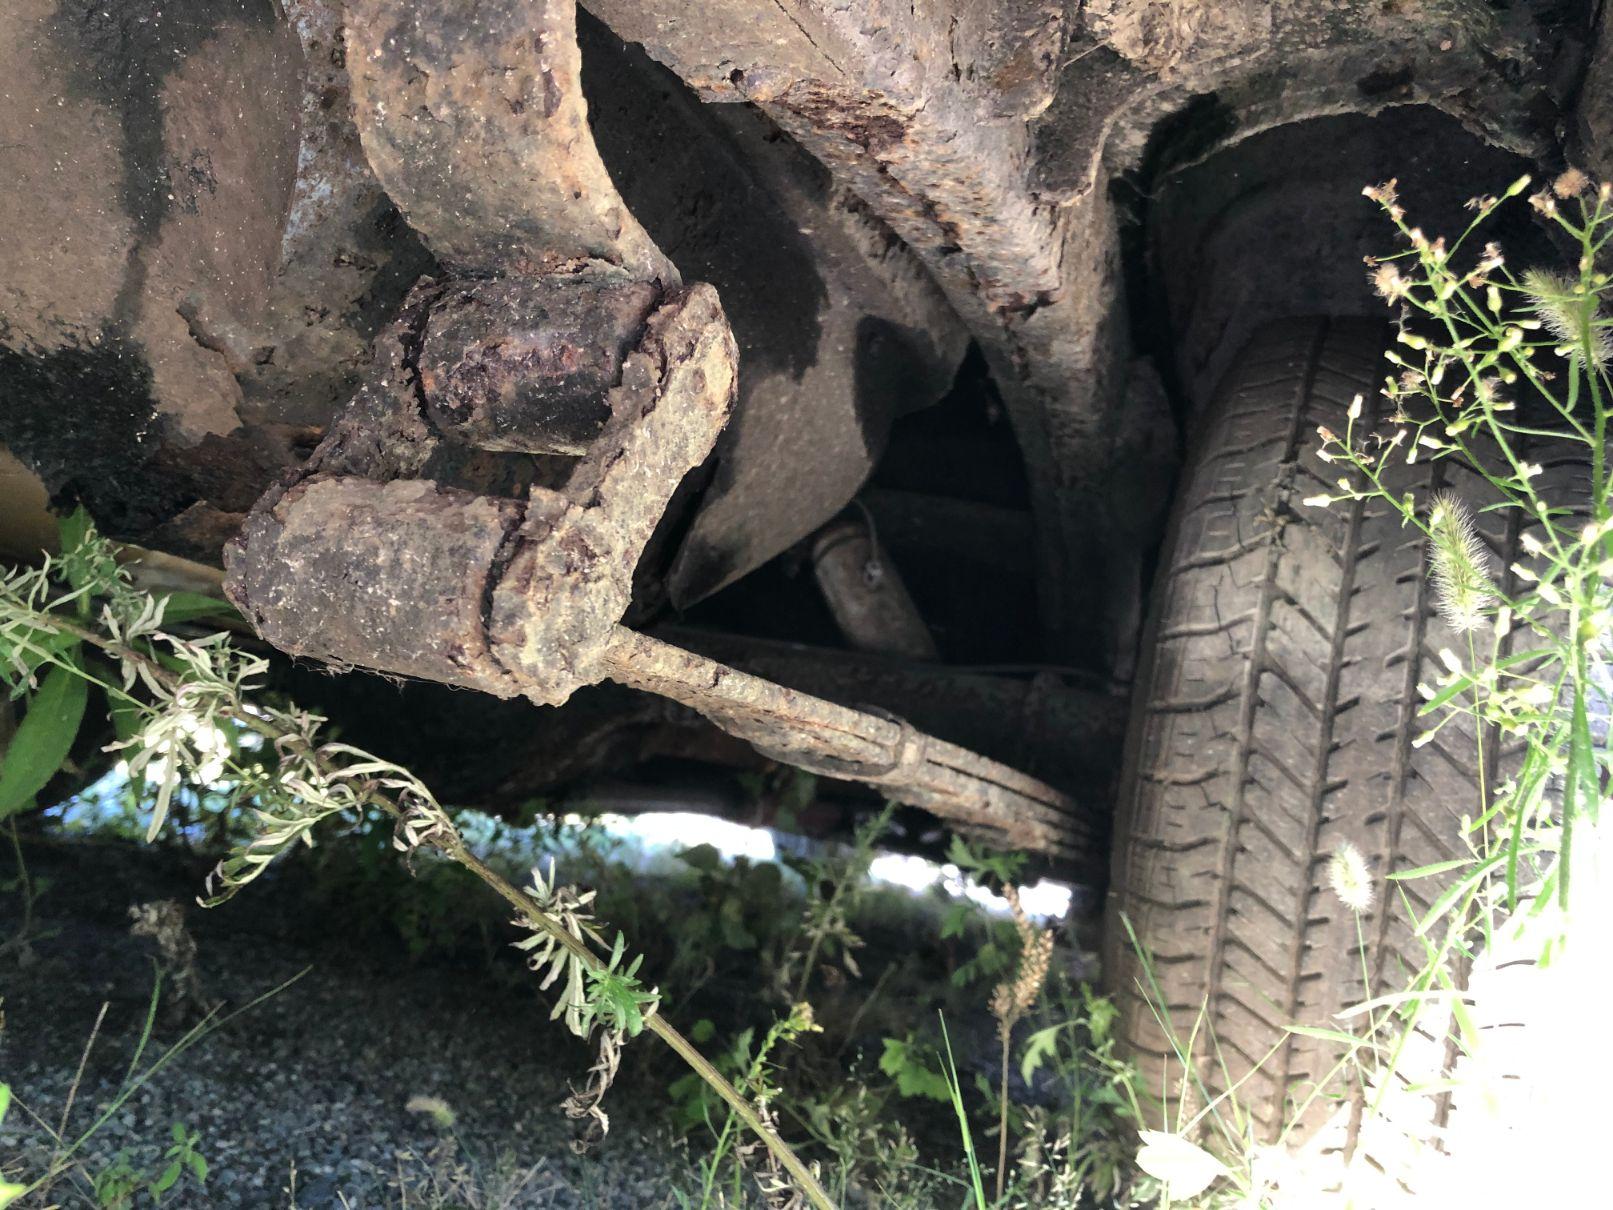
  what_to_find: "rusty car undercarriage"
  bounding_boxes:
[4,0,1610,1160]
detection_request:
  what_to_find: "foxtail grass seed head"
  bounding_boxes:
[990,885,1054,1036]
[1327,843,1375,914]
[1428,491,1495,631]
[405,1095,457,1130]
[1522,268,1611,368]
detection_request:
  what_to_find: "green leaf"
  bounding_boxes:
[945,834,1024,886]
[151,1160,181,1199]
[108,693,144,745]
[1284,1024,1365,1046]
[155,592,238,625]
[188,1153,208,1183]
[1506,746,1551,907]
[57,507,92,561]
[1336,987,1465,1019]
[718,897,756,949]
[940,902,972,940]
[1414,852,1503,937]
[1559,674,1599,906]
[1020,1024,1062,1084]
[1571,675,1599,827]
[1386,858,1473,881]
[1443,968,1481,1053]
[1084,985,1118,1042]
[0,662,89,819]
[0,627,80,693]
[1415,647,1555,715]
[678,843,721,873]
[0,1179,23,1209]
[57,508,116,615]
[945,834,979,872]
[937,1016,987,1209]
[741,860,781,896]
[878,1036,951,1102]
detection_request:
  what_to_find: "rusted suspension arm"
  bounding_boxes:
[597,628,1087,859]
[231,460,1094,860]
[231,453,1092,858]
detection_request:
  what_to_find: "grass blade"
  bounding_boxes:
[938,1015,987,1210]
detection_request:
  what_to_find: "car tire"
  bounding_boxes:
[1102,315,1583,1192]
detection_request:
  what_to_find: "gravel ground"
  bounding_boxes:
[0,837,705,1208]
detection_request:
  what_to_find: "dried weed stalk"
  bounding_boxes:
[0,534,834,1210]
[990,884,1054,1201]
[128,900,216,1021]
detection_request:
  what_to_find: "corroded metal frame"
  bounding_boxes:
[225,0,1093,860]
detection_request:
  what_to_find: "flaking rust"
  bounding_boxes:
[227,282,737,707]
[418,278,661,456]
[225,0,1092,863]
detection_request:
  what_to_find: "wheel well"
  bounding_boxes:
[1132,105,1544,418]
